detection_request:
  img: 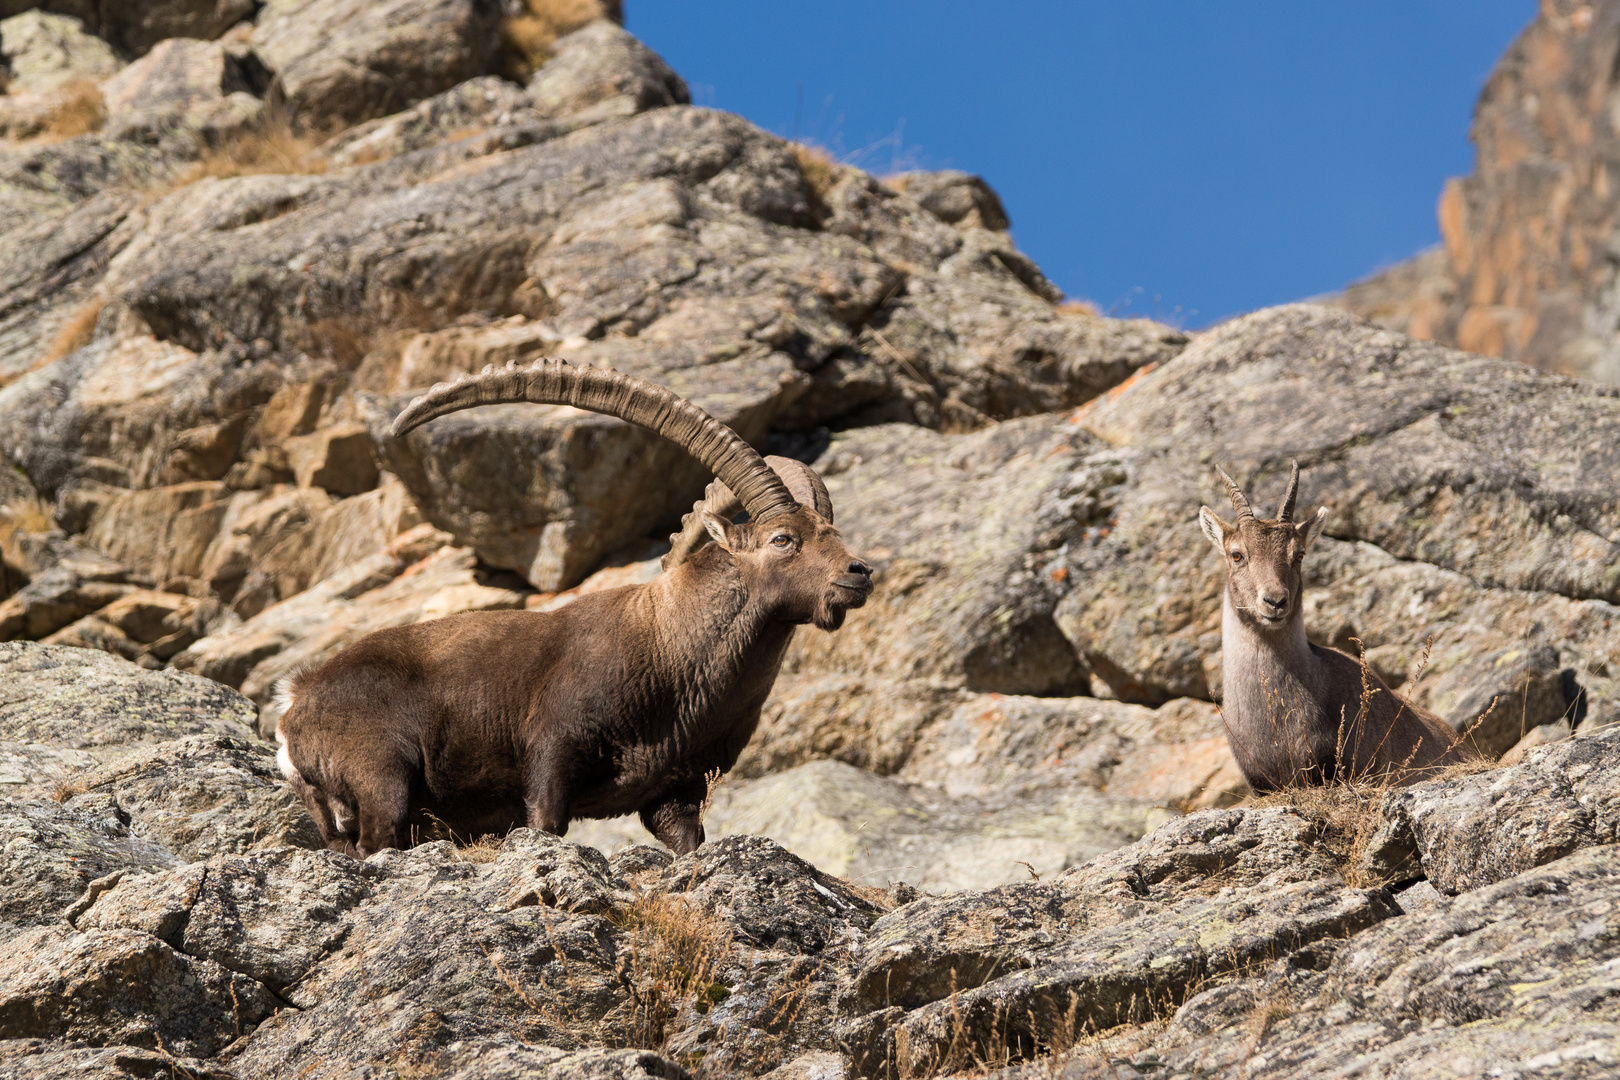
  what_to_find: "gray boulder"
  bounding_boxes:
[1363,725,1620,894]
[63,733,323,859]
[251,0,502,129]
[0,11,120,94]
[528,19,688,123]
[0,641,256,792]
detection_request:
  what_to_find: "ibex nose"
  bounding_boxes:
[1262,592,1289,615]
[849,559,873,577]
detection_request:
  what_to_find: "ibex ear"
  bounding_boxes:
[701,510,739,553]
[1198,506,1230,553]
[1299,506,1328,552]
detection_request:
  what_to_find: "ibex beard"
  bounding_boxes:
[275,359,872,858]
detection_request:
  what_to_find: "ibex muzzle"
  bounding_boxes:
[1200,463,1477,791]
[276,358,872,858]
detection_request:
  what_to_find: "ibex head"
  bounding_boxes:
[1198,462,1327,632]
[392,358,873,629]
[699,458,872,630]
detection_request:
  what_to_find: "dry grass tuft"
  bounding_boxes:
[26,298,107,379]
[500,0,606,82]
[1058,299,1101,318]
[37,79,106,141]
[484,885,733,1054]
[161,110,327,192]
[455,833,506,864]
[50,773,91,803]
[791,142,840,209]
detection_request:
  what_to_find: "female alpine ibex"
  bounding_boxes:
[275,359,873,857]
[1199,463,1477,791]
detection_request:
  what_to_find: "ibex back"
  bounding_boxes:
[1199,463,1477,791]
[276,359,872,857]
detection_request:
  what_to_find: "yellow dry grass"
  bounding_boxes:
[791,142,840,207]
[159,110,327,193]
[1058,299,1101,318]
[3,297,111,389]
[34,79,106,142]
[500,0,606,82]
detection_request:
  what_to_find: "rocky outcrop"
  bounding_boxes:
[1331,0,1620,385]
[1056,304,1620,732]
[2,6,1619,1076]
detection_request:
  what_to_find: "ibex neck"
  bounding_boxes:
[645,556,788,688]
[1219,589,1321,726]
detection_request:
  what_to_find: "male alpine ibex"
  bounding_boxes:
[275,359,873,857]
[1199,463,1477,791]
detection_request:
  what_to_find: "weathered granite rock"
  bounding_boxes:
[63,0,258,57]
[99,36,263,146]
[0,641,257,790]
[529,18,688,122]
[839,807,1402,1079]
[64,733,323,858]
[887,170,1010,231]
[1363,725,1620,894]
[0,798,175,939]
[321,74,538,167]
[173,539,525,709]
[573,758,1176,893]
[77,845,372,991]
[0,925,278,1057]
[1108,845,1620,1080]
[228,480,427,614]
[251,0,502,129]
[1057,304,1620,717]
[0,11,120,95]
[0,1042,235,1080]
[0,552,137,639]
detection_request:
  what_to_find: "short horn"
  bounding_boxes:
[392,358,800,524]
[764,455,832,523]
[1276,461,1300,523]
[1215,465,1254,523]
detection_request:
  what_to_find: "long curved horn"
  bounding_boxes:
[764,455,832,522]
[1215,465,1254,523]
[392,358,800,524]
[1275,461,1300,523]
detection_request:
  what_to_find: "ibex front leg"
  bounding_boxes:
[523,738,577,838]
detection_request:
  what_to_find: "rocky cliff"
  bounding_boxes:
[1334,0,1620,383]
[0,2,1616,1077]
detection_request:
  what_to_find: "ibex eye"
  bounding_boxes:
[1230,551,1244,563]
[771,534,792,547]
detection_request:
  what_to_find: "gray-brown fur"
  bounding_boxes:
[276,361,872,858]
[1199,463,1477,791]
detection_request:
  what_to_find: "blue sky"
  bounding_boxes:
[628,2,1532,327]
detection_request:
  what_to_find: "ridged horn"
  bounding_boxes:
[392,358,800,524]
[765,455,832,523]
[663,478,741,570]
[1276,461,1300,523]
[1215,465,1254,523]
